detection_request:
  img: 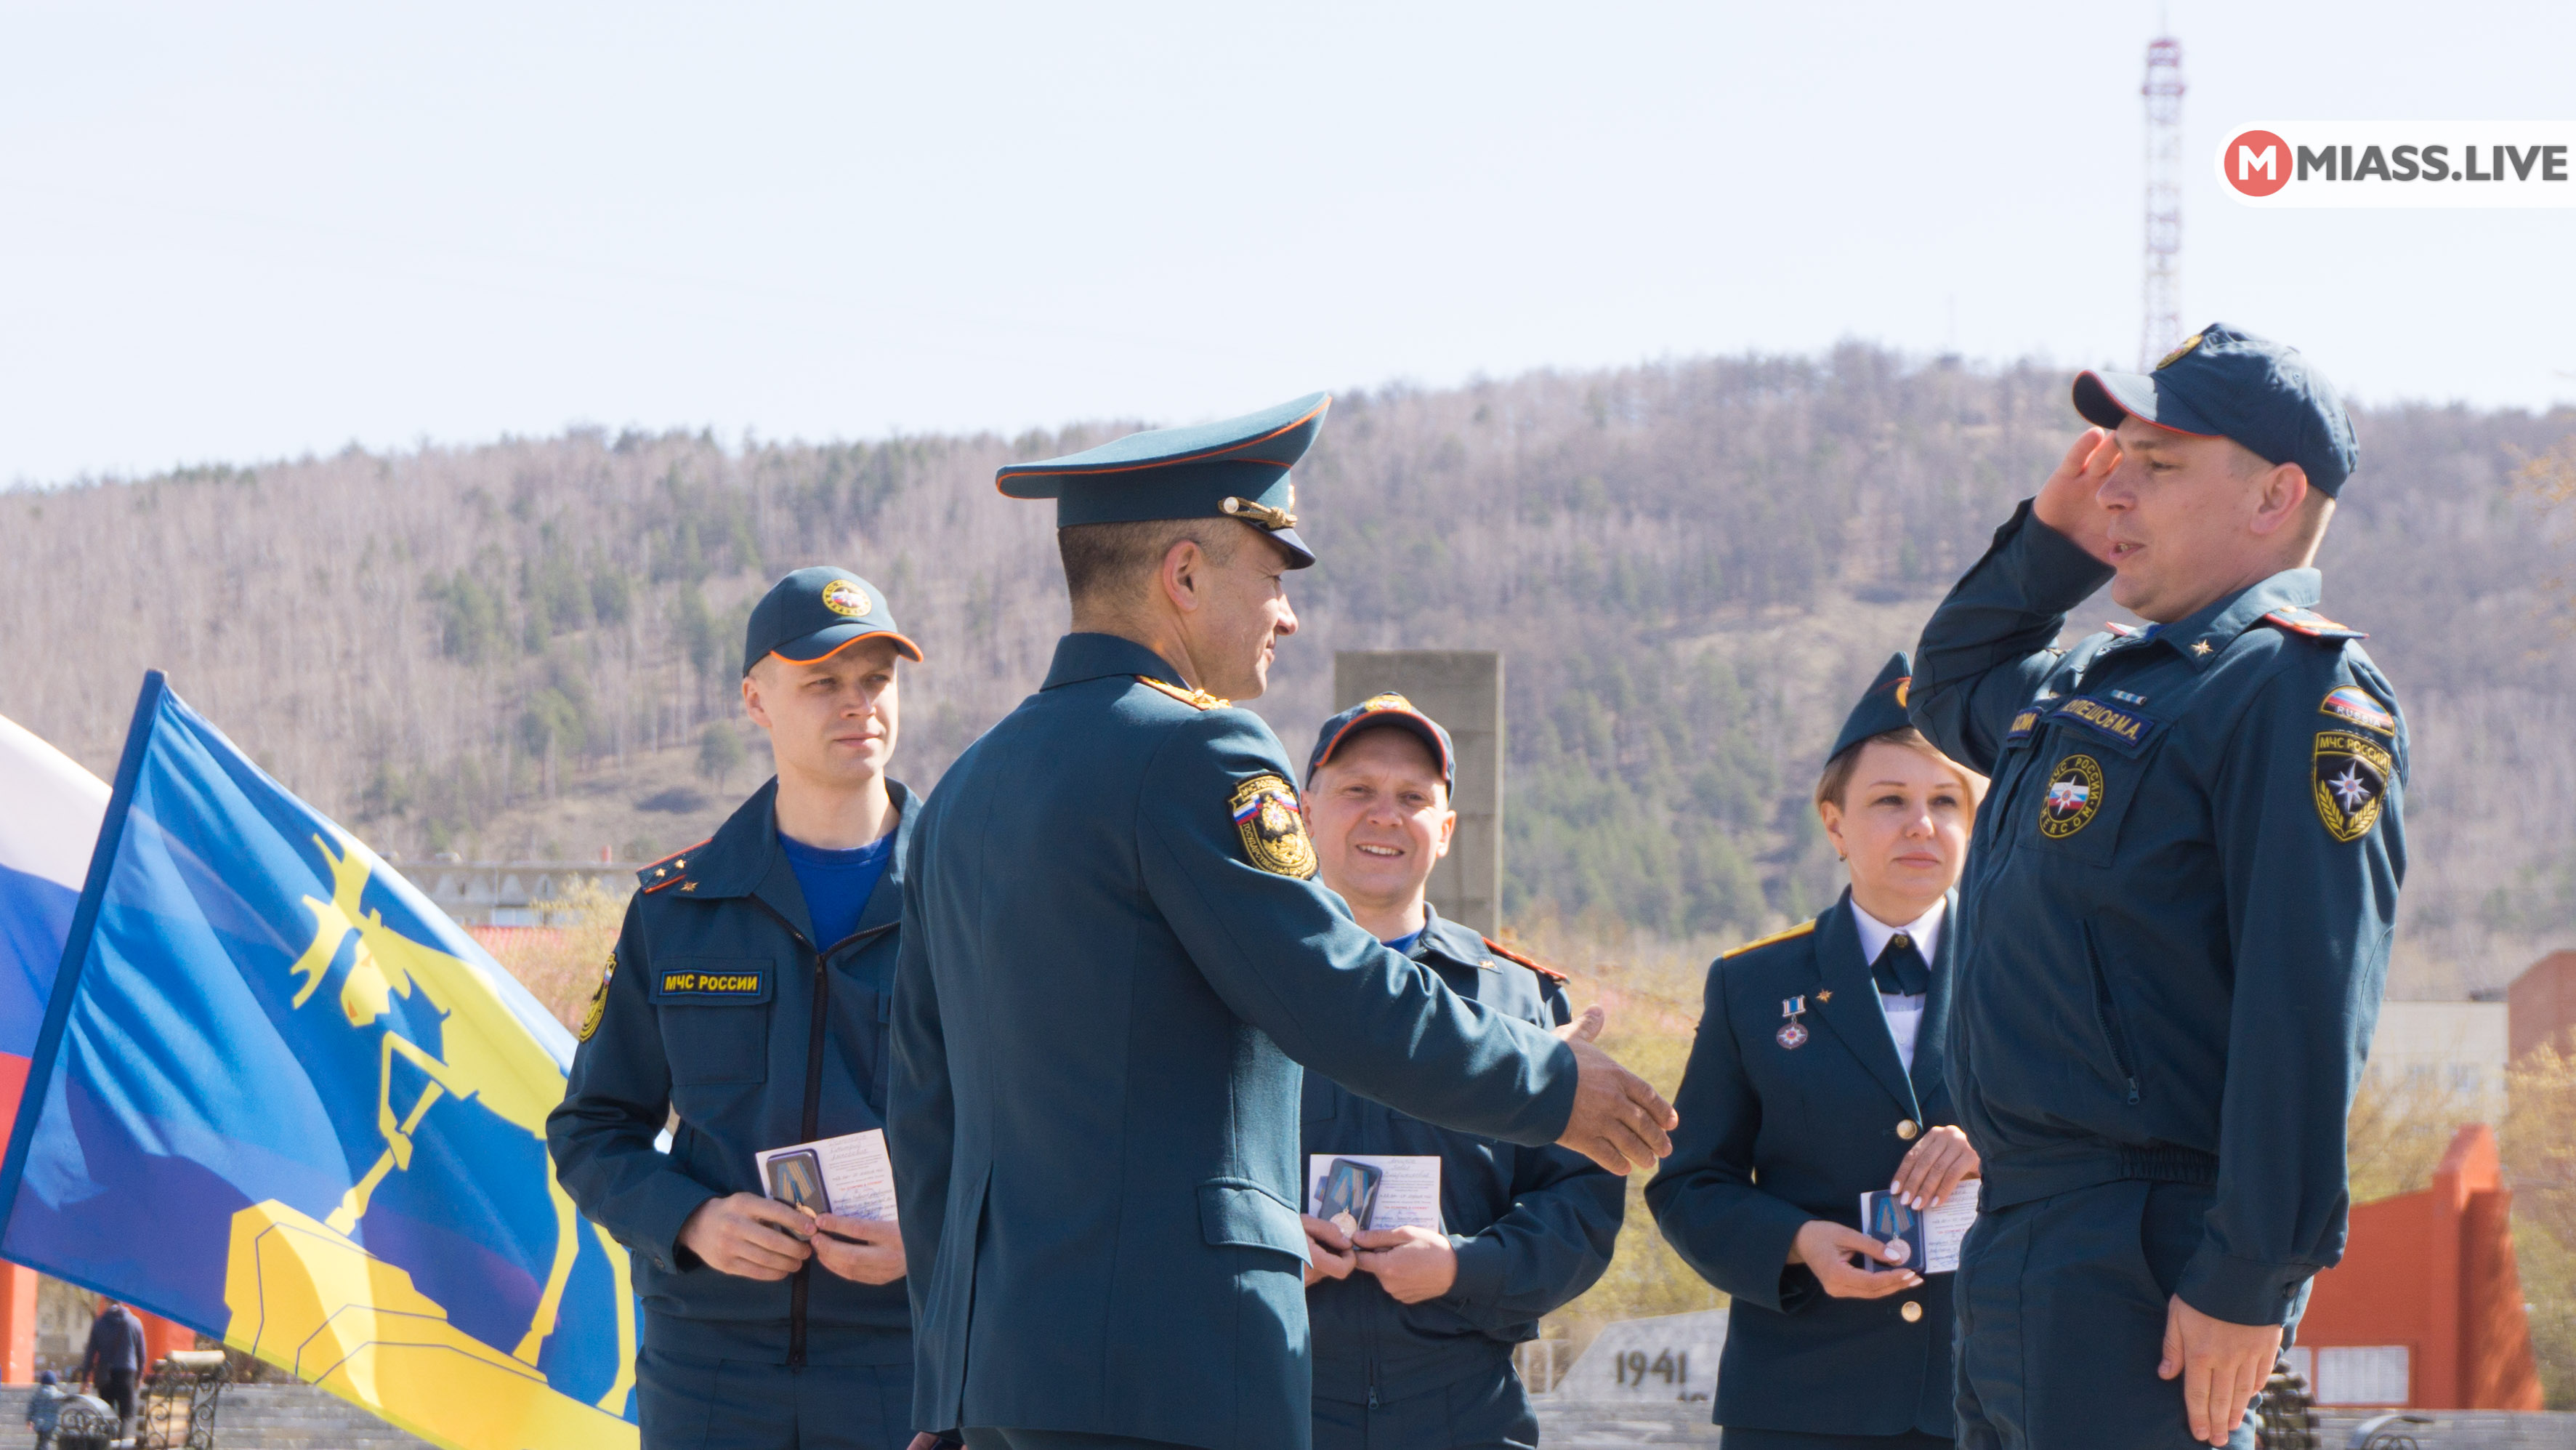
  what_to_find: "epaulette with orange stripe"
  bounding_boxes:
[1719,918,1818,960]
[2262,607,2365,640]
[637,839,711,895]
[1134,676,1230,710]
[1481,935,1567,983]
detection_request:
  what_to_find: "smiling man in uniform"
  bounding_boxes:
[890,393,1676,1450]
[1908,324,2406,1450]
[1294,693,1623,1450]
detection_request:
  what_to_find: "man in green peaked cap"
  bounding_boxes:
[891,395,1679,1450]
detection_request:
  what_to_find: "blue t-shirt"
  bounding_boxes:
[780,829,895,949]
[1381,929,1424,957]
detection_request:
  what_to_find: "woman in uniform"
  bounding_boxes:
[1644,653,1984,1449]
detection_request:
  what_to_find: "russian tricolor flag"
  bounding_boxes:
[0,714,109,1144]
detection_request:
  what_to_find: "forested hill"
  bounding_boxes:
[4,347,2570,995]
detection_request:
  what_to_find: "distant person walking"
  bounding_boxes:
[1649,653,1982,1449]
[25,1369,67,1449]
[1910,324,2403,1449]
[78,1297,146,1428]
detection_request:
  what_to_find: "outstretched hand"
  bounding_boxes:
[2032,427,2123,565]
[1556,1034,1677,1175]
[1554,1003,1607,1043]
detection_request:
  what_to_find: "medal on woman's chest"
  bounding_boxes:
[1777,994,1810,1050]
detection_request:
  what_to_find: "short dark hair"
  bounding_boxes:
[1057,517,1245,609]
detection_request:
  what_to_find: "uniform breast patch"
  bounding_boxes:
[2319,685,2396,737]
[2005,707,2041,746]
[1229,773,1317,879]
[578,950,614,1042]
[652,965,772,1002]
[2314,731,2394,842]
[2039,754,2106,838]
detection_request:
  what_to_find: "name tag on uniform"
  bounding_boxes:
[651,962,772,1003]
[2045,696,2163,755]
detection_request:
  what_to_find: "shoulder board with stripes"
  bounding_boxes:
[1134,676,1230,710]
[2262,608,2366,640]
[637,839,711,895]
[1720,918,1819,960]
[1480,935,1567,982]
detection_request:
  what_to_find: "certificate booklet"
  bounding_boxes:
[755,1129,899,1223]
[1857,1180,1978,1274]
[1307,1153,1442,1233]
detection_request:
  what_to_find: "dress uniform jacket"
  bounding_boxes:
[1646,891,1959,1441]
[1910,501,2406,1326]
[889,632,1581,1450]
[548,778,920,1366]
[1301,907,1623,1410]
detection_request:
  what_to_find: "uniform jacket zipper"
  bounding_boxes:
[785,917,899,1369]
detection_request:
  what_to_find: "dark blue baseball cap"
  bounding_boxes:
[1828,653,1913,762]
[2072,323,2359,496]
[1307,693,1455,789]
[743,567,924,676]
[996,392,1330,568]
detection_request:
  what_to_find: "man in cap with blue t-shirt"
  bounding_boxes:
[1907,324,2406,1449]
[551,566,938,1449]
[889,394,1677,1450]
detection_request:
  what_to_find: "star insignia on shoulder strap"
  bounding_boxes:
[637,839,711,895]
[2191,640,2215,656]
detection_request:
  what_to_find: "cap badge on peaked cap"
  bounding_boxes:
[2155,332,2205,371]
[995,392,1331,568]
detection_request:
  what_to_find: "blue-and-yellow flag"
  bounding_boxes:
[0,674,637,1449]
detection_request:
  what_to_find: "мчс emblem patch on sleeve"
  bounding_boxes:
[2314,730,2394,842]
[2038,754,2105,839]
[1229,773,1317,879]
[578,950,614,1042]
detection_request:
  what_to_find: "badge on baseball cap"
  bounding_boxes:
[2071,322,2359,496]
[743,567,924,676]
[996,392,1330,568]
[1307,693,1455,788]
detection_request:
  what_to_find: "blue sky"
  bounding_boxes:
[3,1,2571,484]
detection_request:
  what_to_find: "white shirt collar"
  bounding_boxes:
[1851,895,1946,979]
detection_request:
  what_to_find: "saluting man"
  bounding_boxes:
[549,568,934,1450]
[889,394,1677,1450]
[1907,324,2406,1450]
[1294,694,1624,1450]
[1647,654,1982,1450]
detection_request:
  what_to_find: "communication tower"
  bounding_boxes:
[2141,35,2185,368]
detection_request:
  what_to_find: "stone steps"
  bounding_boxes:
[0,1382,433,1450]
